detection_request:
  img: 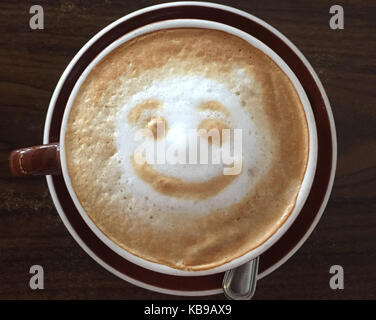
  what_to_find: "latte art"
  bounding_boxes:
[65,28,309,270]
[116,75,260,208]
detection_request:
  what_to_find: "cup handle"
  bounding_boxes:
[9,143,61,177]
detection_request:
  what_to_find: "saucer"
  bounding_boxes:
[44,2,336,296]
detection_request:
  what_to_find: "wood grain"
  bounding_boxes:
[0,0,375,299]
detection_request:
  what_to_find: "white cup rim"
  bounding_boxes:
[59,19,318,277]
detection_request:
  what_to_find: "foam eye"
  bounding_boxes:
[197,119,229,146]
[127,99,167,140]
[144,116,168,140]
[127,99,163,126]
[197,100,231,118]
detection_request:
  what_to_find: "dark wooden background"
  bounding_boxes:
[0,0,375,300]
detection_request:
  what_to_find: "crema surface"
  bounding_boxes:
[65,29,309,271]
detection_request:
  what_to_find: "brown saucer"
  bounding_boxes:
[44,3,336,295]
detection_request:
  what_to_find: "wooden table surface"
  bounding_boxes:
[0,0,375,300]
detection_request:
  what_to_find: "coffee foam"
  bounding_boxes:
[65,29,309,270]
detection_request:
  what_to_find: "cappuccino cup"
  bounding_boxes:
[9,18,317,277]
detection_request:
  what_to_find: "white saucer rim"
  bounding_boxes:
[43,1,337,297]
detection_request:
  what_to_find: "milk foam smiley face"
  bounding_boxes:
[115,75,269,214]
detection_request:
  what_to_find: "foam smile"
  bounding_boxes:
[131,154,237,199]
